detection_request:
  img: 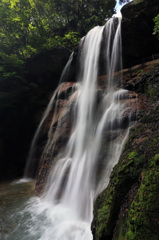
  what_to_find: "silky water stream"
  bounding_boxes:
[0,17,136,240]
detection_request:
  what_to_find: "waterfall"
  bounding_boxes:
[43,17,128,221]
[20,17,136,240]
[43,25,105,223]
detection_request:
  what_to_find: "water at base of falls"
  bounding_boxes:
[9,200,92,240]
[3,17,136,240]
[0,181,92,240]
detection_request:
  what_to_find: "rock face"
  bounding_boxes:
[35,82,79,194]
[121,0,159,68]
[92,60,159,240]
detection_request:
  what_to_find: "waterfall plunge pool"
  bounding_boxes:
[0,179,92,240]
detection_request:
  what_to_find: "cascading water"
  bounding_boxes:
[7,17,136,240]
[43,18,128,222]
[43,25,105,222]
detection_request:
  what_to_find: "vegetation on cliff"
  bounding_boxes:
[92,61,159,240]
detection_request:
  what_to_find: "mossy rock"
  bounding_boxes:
[92,142,144,240]
[114,154,159,240]
[92,71,159,240]
[92,134,159,240]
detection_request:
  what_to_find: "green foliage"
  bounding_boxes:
[0,52,24,81]
[0,0,116,85]
[96,205,110,238]
[153,13,159,39]
[150,154,159,166]
[53,0,116,33]
[93,147,143,240]
[128,151,138,160]
[62,32,81,49]
[124,154,159,240]
[93,133,159,240]
[0,0,116,58]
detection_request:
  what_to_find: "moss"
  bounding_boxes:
[119,154,159,240]
[93,120,158,240]
[128,151,138,160]
[93,145,144,240]
[95,205,110,239]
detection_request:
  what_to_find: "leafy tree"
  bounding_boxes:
[0,0,117,57]
[53,0,116,34]
[0,52,24,80]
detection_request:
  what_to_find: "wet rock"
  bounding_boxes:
[34,80,140,195]
[34,82,78,195]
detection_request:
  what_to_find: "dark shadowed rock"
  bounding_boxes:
[25,47,71,89]
[121,0,159,68]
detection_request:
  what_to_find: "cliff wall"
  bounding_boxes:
[121,0,159,67]
[92,60,159,239]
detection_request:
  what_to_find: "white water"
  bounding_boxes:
[11,17,135,240]
[43,17,127,216]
